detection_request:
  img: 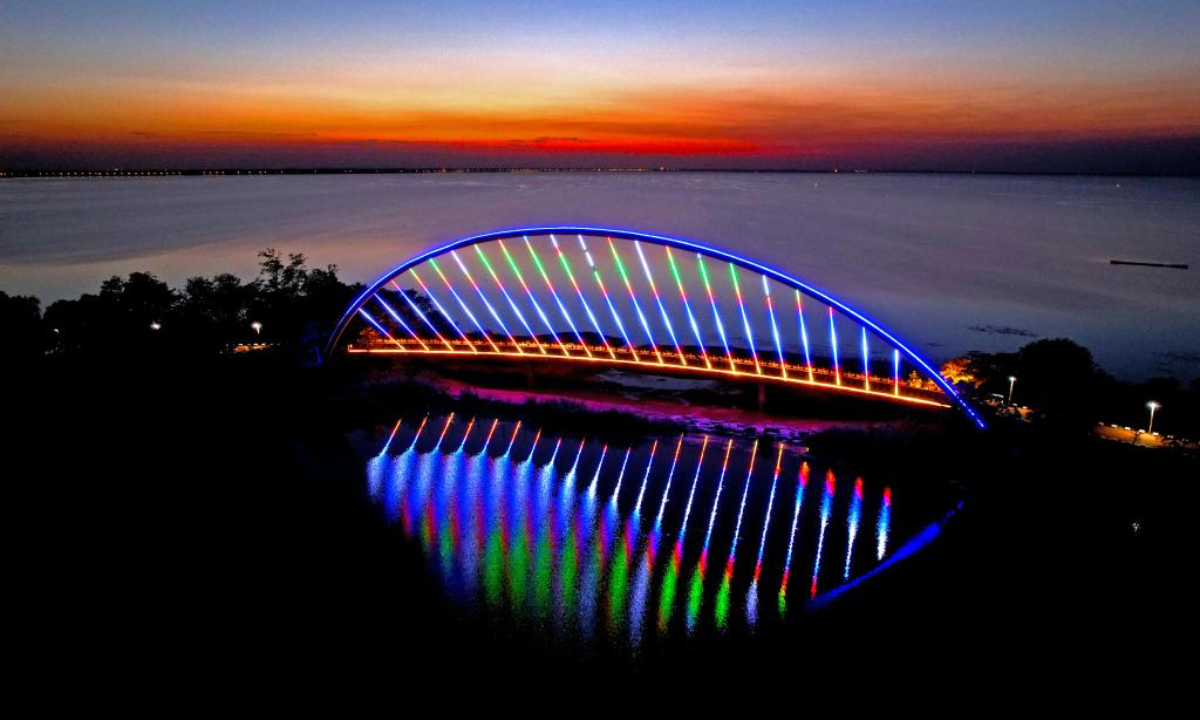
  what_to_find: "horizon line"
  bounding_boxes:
[3,167,1198,179]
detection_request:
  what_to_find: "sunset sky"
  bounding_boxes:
[3,1,1199,172]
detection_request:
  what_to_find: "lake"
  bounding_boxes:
[2,172,1197,378]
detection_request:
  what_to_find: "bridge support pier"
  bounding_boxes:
[757,383,767,412]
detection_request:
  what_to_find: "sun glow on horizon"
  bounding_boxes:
[2,1,1199,171]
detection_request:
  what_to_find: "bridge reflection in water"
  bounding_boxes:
[366,414,918,648]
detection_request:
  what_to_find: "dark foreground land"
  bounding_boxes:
[9,348,1192,702]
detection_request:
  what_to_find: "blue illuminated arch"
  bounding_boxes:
[325,226,985,428]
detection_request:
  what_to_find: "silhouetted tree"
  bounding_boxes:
[0,291,45,361]
[1012,338,1108,425]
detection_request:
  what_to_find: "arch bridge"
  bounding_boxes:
[326,227,984,428]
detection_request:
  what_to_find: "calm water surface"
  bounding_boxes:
[3,173,1197,378]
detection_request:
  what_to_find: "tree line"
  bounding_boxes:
[941,338,1199,436]
[1,249,363,361]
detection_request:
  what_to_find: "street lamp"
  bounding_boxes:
[1147,401,1160,434]
[251,321,262,336]
[1007,376,1017,405]
[149,321,161,331]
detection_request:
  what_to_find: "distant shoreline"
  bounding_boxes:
[3,168,1198,179]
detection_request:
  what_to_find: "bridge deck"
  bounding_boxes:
[348,335,952,409]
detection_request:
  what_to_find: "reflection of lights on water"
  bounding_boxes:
[658,436,709,632]
[717,439,758,631]
[778,461,809,615]
[586,444,608,497]
[746,444,783,626]
[877,487,892,560]
[633,440,658,518]
[811,470,836,599]
[688,438,733,633]
[370,416,904,645]
[844,477,863,581]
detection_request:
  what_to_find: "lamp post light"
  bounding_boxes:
[251,321,262,336]
[1147,401,1160,434]
[1007,376,1017,405]
[149,321,161,331]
